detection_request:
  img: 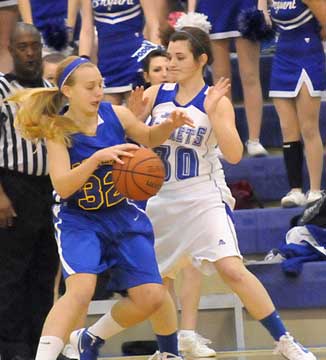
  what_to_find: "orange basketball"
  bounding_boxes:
[112,147,165,201]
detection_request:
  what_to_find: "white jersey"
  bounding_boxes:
[150,83,227,190]
[146,83,240,278]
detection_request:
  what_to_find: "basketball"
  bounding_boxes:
[112,147,165,201]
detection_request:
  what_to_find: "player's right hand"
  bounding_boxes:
[0,188,17,228]
[94,143,139,165]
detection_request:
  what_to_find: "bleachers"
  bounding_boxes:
[247,261,326,308]
[233,207,303,255]
[223,155,326,202]
[225,52,326,314]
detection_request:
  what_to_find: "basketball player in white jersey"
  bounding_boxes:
[135,15,316,360]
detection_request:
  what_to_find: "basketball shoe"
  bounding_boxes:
[148,351,183,360]
[178,332,216,357]
[274,333,316,360]
[70,328,105,360]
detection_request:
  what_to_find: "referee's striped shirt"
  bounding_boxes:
[0,74,52,176]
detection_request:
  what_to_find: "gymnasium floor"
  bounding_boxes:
[105,347,326,359]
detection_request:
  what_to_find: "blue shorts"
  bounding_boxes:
[98,33,144,93]
[196,0,255,39]
[269,26,326,98]
[53,200,162,292]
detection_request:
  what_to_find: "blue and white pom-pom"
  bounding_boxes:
[42,18,69,51]
[174,12,212,33]
[237,7,275,42]
[131,40,165,63]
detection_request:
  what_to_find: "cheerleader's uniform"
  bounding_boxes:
[92,0,144,93]
[269,0,326,97]
[196,0,256,39]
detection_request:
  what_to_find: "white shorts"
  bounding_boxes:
[146,177,242,278]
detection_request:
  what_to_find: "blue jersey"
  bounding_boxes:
[196,0,256,39]
[58,102,126,210]
[30,0,81,41]
[53,101,162,288]
[269,0,326,96]
[31,0,66,31]
[92,0,144,39]
[270,0,320,36]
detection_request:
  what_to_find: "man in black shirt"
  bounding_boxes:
[0,22,58,360]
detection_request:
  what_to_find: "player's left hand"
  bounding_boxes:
[166,110,194,129]
[204,77,231,115]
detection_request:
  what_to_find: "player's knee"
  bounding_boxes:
[65,278,96,307]
[131,283,166,315]
[219,263,248,285]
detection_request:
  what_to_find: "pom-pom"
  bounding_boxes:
[42,18,68,51]
[131,40,165,62]
[175,12,212,34]
[237,7,275,42]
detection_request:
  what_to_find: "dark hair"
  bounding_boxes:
[43,52,66,64]
[160,25,213,65]
[143,49,169,73]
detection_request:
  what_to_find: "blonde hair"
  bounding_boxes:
[7,55,96,145]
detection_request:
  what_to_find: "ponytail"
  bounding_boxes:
[7,55,95,145]
[8,87,80,145]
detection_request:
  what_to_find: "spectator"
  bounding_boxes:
[188,0,269,157]
[10,55,193,360]
[0,0,18,73]
[143,49,169,86]
[258,0,325,207]
[43,52,65,84]
[68,0,166,105]
[0,22,58,360]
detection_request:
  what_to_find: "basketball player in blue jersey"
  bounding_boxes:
[9,55,195,360]
[188,0,269,157]
[259,0,325,208]
[68,0,164,105]
[134,22,316,360]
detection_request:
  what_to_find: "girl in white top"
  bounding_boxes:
[137,15,316,360]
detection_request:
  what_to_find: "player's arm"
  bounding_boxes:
[47,139,138,199]
[205,80,243,164]
[114,105,194,148]
[18,0,33,24]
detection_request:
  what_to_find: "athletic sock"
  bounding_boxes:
[260,310,287,341]
[88,311,125,339]
[35,336,64,360]
[156,332,178,356]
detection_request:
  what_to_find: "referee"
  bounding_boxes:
[0,23,58,360]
